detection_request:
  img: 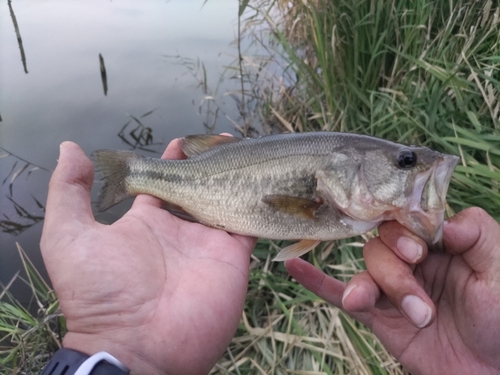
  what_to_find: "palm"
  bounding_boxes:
[41,141,256,375]
[369,252,500,373]
[68,207,252,373]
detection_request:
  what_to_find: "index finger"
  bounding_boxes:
[378,221,428,264]
[364,237,435,328]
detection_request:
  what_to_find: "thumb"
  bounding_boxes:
[443,207,500,278]
[41,142,95,252]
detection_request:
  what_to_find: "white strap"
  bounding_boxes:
[74,351,129,375]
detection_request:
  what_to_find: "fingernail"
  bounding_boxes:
[397,236,422,263]
[342,284,357,306]
[401,295,432,328]
[59,142,67,160]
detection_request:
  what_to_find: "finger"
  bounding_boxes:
[341,271,380,313]
[443,207,500,277]
[364,238,435,328]
[41,142,95,248]
[161,138,188,160]
[378,221,428,264]
[285,258,344,305]
[285,258,373,326]
[160,133,231,159]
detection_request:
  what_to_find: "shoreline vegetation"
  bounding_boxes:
[2,1,500,374]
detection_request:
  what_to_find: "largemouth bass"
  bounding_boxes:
[92,132,459,260]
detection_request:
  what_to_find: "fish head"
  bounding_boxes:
[360,144,459,248]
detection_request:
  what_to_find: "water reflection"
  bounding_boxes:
[118,110,162,152]
[7,0,28,74]
[99,53,108,96]
[0,0,243,304]
[0,147,50,235]
[1,196,44,235]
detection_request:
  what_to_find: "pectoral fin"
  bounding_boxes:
[262,195,323,219]
[273,239,321,262]
[180,134,242,157]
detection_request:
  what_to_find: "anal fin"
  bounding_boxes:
[273,239,321,262]
[161,201,200,223]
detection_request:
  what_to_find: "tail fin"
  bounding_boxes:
[92,150,145,212]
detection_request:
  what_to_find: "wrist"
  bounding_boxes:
[62,332,163,375]
[41,348,129,375]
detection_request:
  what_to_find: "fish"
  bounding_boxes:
[92,132,459,261]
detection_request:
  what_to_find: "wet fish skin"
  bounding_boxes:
[92,132,458,259]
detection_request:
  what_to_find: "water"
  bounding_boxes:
[0,0,245,305]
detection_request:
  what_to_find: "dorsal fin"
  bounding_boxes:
[180,135,242,157]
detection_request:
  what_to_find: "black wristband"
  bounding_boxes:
[41,348,130,375]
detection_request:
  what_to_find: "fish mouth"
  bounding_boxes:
[397,154,459,249]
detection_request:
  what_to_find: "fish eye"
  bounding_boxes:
[397,149,417,169]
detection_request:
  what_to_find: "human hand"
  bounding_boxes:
[40,140,257,375]
[286,208,500,374]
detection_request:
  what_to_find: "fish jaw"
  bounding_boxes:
[394,207,445,250]
[394,154,459,249]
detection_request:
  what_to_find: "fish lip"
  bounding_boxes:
[401,153,459,247]
[432,155,459,245]
[415,153,459,215]
[433,154,460,203]
[422,153,459,244]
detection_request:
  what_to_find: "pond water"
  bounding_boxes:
[0,0,248,305]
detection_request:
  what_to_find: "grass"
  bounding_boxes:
[214,0,500,373]
[214,238,405,375]
[240,0,500,219]
[0,245,63,375]
[1,0,499,374]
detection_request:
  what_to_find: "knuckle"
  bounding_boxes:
[464,206,487,218]
[363,237,383,255]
